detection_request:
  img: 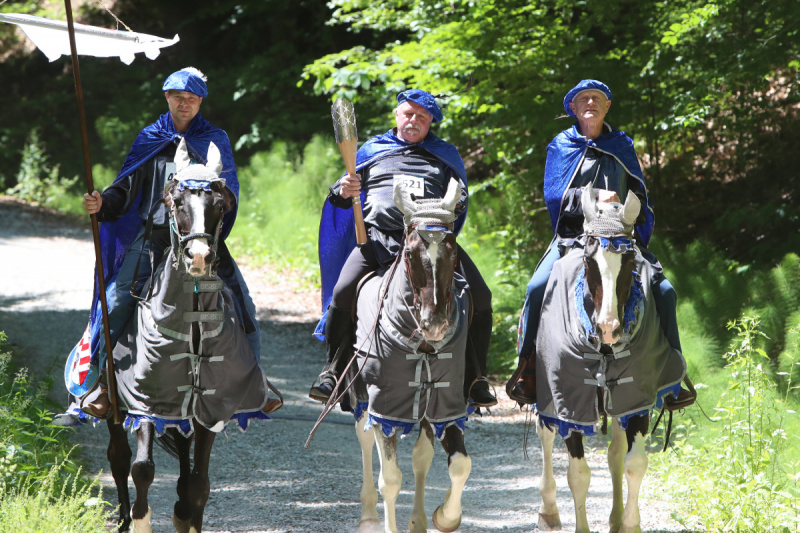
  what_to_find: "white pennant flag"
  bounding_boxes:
[0,13,179,65]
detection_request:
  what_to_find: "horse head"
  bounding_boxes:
[582,183,641,346]
[167,138,236,278]
[393,178,460,342]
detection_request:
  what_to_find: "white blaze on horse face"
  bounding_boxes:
[595,246,622,344]
[186,194,212,276]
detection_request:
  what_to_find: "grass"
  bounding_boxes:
[0,333,111,531]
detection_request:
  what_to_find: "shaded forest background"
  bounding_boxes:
[2,0,800,372]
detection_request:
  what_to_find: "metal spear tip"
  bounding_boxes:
[331,97,358,143]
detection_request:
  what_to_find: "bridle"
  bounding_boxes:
[169,178,225,278]
[401,220,457,332]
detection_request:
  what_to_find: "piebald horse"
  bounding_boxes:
[105,139,272,533]
[348,178,472,533]
[534,184,686,533]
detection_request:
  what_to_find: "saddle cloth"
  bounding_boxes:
[113,253,267,433]
[536,245,686,434]
[352,270,470,427]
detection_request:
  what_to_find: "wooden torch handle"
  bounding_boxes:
[337,137,367,245]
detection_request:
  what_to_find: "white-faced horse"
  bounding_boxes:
[534,184,686,533]
[104,139,273,533]
[344,178,472,533]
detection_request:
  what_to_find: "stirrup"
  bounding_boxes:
[308,371,338,403]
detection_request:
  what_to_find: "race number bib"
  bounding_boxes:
[165,162,177,182]
[394,174,425,197]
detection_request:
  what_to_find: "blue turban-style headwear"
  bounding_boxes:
[397,89,443,123]
[162,68,209,97]
[563,80,612,118]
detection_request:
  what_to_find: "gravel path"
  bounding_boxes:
[0,196,688,532]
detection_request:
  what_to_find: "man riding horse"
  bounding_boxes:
[508,79,695,407]
[311,89,497,408]
[62,67,279,421]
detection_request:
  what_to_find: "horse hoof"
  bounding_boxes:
[538,512,562,530]
[173,513,191,533]
[432,504,461,532]
[131,507,153,533]
[358,518,382,533]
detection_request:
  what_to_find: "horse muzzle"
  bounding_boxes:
[420,318,450,342]
[183,239,214,277]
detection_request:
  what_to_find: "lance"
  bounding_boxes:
[331,98,367,245]
[63,0,120,424]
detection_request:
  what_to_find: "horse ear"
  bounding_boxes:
[582,183,598,223]
[175,137,192,173]
[206,142,223,176]
[393,179,418,217]
[620,190,641,226]
[441,178,460,213]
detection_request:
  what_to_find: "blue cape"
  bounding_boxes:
[88,111,238,362]
[543,123,654,246]
[314,129,468,340]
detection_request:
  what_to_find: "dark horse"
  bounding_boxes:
[104,139,273,533]
[344,178,472,533]
[534,184,686,533]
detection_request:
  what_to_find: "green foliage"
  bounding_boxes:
[0,465,110,533]
[649,316,800,531]
[5,130,80,213]
[227,135,341,281]
[0,333,86,498]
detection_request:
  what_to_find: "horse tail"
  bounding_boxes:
[155,428,193,461]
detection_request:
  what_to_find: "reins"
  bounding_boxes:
[304,248,403,448]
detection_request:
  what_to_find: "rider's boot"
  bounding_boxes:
[309,306,353,403]
[506,349,537,406]
[465,310,498,407]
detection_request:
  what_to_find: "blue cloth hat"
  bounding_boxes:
[162,67,208,97]
[396,89,443,123]
[563,80,612,118]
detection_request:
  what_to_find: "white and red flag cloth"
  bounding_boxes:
[65,322,98,397]
[0,13,178,64]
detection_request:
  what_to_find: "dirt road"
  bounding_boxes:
[0,196,686,532]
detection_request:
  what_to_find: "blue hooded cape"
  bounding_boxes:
[87,111,238,365]
[314,129,467,340]
[543,123,654,246]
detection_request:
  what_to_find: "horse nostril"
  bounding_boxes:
[421,319,431,331]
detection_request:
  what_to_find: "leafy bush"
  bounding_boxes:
[227,134,341,282]
[5,130,80,214]
[649,316,800,531]
[0,465,109,533]
[0,332,110,530]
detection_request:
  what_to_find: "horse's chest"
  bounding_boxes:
[354,277,469,423]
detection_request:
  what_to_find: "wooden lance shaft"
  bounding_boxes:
[336,136,367,245]
[64,0,121,424]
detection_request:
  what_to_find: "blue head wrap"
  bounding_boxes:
[396,89,443,123]
[563,80,612,118]
[162,68,209,97]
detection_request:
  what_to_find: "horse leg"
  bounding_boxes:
[432,424,471,533]
[374,429,401,533]
[607,418,627,532]
[536,416,562,530]
[355,415,380,530]
[184,425,216,533]
[565,432,591,533]
[171,429,194,533]
[619,416,649,533]
[107,421,133,532]
[408,421,435,533]
[130,421,155,533]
